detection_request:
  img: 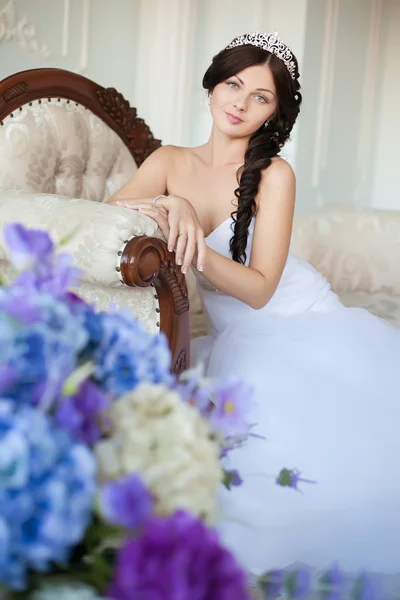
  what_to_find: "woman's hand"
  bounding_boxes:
[163,195,206,273]
[114,195,206,273]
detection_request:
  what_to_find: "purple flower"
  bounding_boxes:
[0,288,40,324]
[4,224,53,269]
[223,469,243,489]
[276,468,317,493]
[285,568,312,599]
[210,379,253,438]
[12,252,81,298]
[100,474,154,529]
[259,569,285,598]
[108,510,250,600]
[4,224,81,298]
[352,573,385,600]
[55,380,109,445]
[319,563,345,600]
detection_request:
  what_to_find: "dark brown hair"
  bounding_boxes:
[203,45,302,264]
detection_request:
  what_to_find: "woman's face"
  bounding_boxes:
[210,63,278,138]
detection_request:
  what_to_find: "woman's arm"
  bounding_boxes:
[200,159,295,309]
[106,145,171,204]
[106,146,206,270]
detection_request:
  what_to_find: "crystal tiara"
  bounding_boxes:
[225,31,297,80]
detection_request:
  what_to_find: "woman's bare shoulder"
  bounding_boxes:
[264,156,295,181]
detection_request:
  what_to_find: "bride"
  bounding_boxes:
[108,32,400,576]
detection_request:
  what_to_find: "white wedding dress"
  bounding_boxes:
[191,217,400,578]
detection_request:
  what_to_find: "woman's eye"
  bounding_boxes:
[227,81,238,89]
[255,95,267,103]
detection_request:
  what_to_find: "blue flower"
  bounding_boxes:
[0,400,96,590]
[2,294,88,407]
[93,308,172,397]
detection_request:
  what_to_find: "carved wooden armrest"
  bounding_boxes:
[120,236,190,376]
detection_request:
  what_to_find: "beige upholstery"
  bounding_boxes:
[0,98,136,201]
[0,97,165,334]
[189,207,400,338]
[0,190,162,334]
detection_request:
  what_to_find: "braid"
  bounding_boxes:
[230,127,280,264]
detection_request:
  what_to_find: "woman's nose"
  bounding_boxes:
[234,95,247,112]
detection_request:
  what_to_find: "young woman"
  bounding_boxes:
[108,32,400,577]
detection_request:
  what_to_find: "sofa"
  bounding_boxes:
[0,67,189,374]
[188,207,400,339]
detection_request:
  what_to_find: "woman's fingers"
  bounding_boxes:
[135,207,170,241]
[175,232,188,267]
[182,226,196,274]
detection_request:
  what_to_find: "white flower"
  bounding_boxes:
[31,582,102,600]
[95,383,222,520]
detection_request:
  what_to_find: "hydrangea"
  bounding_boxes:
[100,474,154,529]
[31,582,103,600]
[108,510,249,600]
[92,309,173,397]
[0,400,96,590]
[0,294,88,407]
[95,384,222,520]
[55,380,110,445]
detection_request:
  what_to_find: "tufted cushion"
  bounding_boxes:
[0,98,136,201]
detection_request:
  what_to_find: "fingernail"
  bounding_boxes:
[177,258,183,265]
[168,246,173,252]
[115,201,121,205]
[182,266,187,274]
[198,264,204,272]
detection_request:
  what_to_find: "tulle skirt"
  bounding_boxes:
[191,305,400,576]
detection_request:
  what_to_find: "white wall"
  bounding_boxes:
[371,0,400,209]
[0,0,398,212]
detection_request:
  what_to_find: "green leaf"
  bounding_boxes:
[61,361,96,397]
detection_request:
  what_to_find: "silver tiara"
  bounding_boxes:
[225,31,296,80]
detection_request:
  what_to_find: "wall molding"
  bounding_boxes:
[356,0,382,184]
[311,0,339,189]
[0,0,50,57]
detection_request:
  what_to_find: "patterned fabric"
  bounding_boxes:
[0,98,137,202]
[291,208,400,295]
[190,208,400,338]
[0,190,161,333]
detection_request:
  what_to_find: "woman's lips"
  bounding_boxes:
[226,112,243,124]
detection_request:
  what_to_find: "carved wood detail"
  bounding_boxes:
[173,350,187,376]
[120,236,188,316]
[97,88,161,166]
[3,82,28,103]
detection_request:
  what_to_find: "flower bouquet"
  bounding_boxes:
[0,224,388,600]
[0,224,256,600]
